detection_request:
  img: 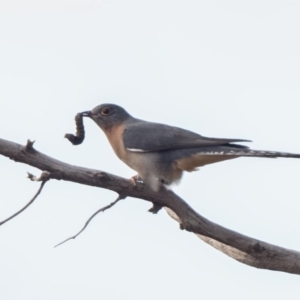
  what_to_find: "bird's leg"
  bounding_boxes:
[130,174,143,185]
[147,179,167,214]
[130,175,163,213]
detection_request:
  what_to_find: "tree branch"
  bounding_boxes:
[1,137,300,275]
[54,194,125,248]
[0,171,49,226]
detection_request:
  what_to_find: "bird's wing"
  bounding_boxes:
[123,121,251,152]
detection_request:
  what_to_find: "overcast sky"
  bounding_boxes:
[1,1,300,299]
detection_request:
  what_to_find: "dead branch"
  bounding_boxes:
[0,171,50,226]
[27,170,51,182]
[54,194,125,248]
[0,137,300,275]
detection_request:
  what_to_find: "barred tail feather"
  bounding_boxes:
[199,149,300,159]
[174,147,300,171]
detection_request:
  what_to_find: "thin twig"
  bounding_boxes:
[0,180,48,226]
[54,194,125,248]
[28,171,51,181]
[25,139,35,151]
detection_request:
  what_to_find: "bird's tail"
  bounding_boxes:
[174,146,300,171]
[199,148,300,159]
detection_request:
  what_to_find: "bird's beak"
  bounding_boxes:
[81,111,91,117]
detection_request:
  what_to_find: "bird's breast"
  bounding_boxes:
[104,125,128,160]
[104,126,183,186]
[104,124,146,171]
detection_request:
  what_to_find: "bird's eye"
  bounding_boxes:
[101,107,111,116]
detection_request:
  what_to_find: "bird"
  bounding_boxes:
[81,103,300,191]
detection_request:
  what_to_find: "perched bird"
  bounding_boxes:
[81,104,300,191]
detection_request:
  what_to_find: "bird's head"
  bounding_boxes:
[81,103,132,131]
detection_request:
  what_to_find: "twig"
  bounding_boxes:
[25,139,35,151]
[0,174,49,226]
[27,171,51,181]
[54,194,126,248]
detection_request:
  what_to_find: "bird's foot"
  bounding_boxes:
[130,174,143,185]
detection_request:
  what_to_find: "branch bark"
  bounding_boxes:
[1,137,300,275]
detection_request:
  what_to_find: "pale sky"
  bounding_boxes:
[1,1,300,299]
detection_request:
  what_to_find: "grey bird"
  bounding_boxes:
[82,103,300,191]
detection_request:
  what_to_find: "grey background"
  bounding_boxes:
[1,1,300,299]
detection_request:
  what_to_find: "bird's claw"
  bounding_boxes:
[130,174,143,185]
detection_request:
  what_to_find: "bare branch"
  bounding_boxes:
[148,203,163,214]
[54,194,125,248]
[25,139,35,151]
[0,137,300,274]
[0,171,50,226]
[28,171,51,181]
